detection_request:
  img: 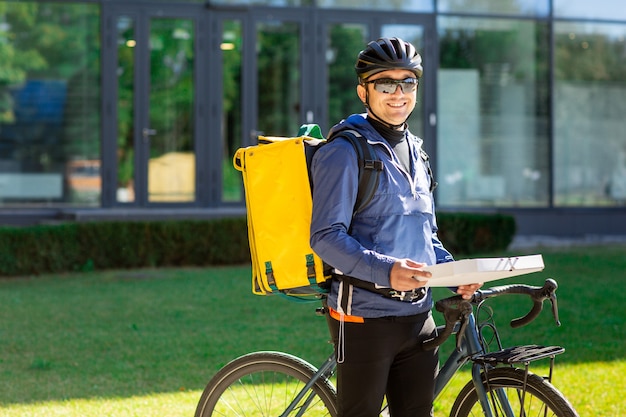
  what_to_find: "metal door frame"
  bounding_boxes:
[101,2,210,207]
[102,3,437,208]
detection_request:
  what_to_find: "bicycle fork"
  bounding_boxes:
[471,363,518,417]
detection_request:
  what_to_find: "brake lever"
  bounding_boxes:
[549,292,561,327]
[455,316,468,352]
[454,301,473,352]
[541,279,561,327]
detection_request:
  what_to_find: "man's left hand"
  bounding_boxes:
[456,283,483,300]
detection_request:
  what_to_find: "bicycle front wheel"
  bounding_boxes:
[195,351,338,417]
[450,367,579,417]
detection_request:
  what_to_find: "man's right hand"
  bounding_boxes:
[389,259,431,292]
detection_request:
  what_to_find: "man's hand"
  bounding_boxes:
[389,259,431,292]
[456,283,483,300]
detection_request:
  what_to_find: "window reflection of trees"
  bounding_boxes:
[554,23,626,206]
[0,2,100,205]
[438,19,550,207]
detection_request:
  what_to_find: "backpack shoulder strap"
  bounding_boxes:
[418,147,438,193]
[331,129,383,214]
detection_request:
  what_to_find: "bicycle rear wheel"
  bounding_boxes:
[450,367,579,417]
[195,351,338,417]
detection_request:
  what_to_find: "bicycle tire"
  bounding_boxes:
[194,351,338,417]
[450,367,579,417]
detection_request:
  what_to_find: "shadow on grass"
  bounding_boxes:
[0,266,332,405]
[0,245,624,406]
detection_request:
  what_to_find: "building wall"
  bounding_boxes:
[0,0,624,237]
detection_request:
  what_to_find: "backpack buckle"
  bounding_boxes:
[363,159,384,171]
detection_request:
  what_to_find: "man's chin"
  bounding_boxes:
[388,116,408,125]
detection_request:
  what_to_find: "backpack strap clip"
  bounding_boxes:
[363,159,384,171]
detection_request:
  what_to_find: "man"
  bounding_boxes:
[310,37,481,417]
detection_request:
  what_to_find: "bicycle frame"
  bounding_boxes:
[279,354,337,417]
[434,313,478,397]
[282,312,510,417]
[195,280,574,417]
[433,313,516,417]
[279,279,565,417]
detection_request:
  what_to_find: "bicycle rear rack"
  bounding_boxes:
[473,344,564,365]
[474,344,564,387]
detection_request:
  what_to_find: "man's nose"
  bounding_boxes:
[391,84,404,95]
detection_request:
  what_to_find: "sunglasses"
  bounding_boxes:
[363,77,419,94]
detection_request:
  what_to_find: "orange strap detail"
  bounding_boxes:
[329,307,365,323]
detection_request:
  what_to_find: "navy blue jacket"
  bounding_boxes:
[310,113,453,318]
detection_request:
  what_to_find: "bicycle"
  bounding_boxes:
[194,278,579,417]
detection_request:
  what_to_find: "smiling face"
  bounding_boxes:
[357,69,417,128]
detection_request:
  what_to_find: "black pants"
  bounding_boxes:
[326,310,438,417]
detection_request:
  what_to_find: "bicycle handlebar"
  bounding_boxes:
[475,278,560,328]
[422,279,561,351]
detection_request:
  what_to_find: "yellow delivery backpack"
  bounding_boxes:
[233,125,382,301]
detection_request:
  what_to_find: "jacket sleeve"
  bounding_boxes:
[432,232,454,264]
[309,139,395,287]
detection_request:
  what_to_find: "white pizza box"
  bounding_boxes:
[422,254,544,287]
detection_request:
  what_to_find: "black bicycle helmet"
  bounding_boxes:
[355,37,423,80]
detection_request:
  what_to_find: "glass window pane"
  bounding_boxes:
[0,2,100,207]
[326,24,368,129]
[318,0,433,12]
[148,18,195,203]
[222,20,243,202]
[183,0,432,9]
[204,0,312,6]
[437,0,548,16]
[554,22,626,206]
[116,16,136,203]
[121,0,314,4]
[554,0,626,21]
[437,17,550,207]
[256,21,300,137]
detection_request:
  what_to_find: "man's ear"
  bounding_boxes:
[356,84,367,104]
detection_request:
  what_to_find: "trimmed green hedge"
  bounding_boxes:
[0,212,515,277]
[0,218,250,277]
[437,212,516,255]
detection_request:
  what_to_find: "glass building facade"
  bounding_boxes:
[0,0,624,235]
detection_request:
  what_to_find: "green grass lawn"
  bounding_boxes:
[0,244,624,416]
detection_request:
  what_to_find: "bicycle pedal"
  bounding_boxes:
[316,307,327,316]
